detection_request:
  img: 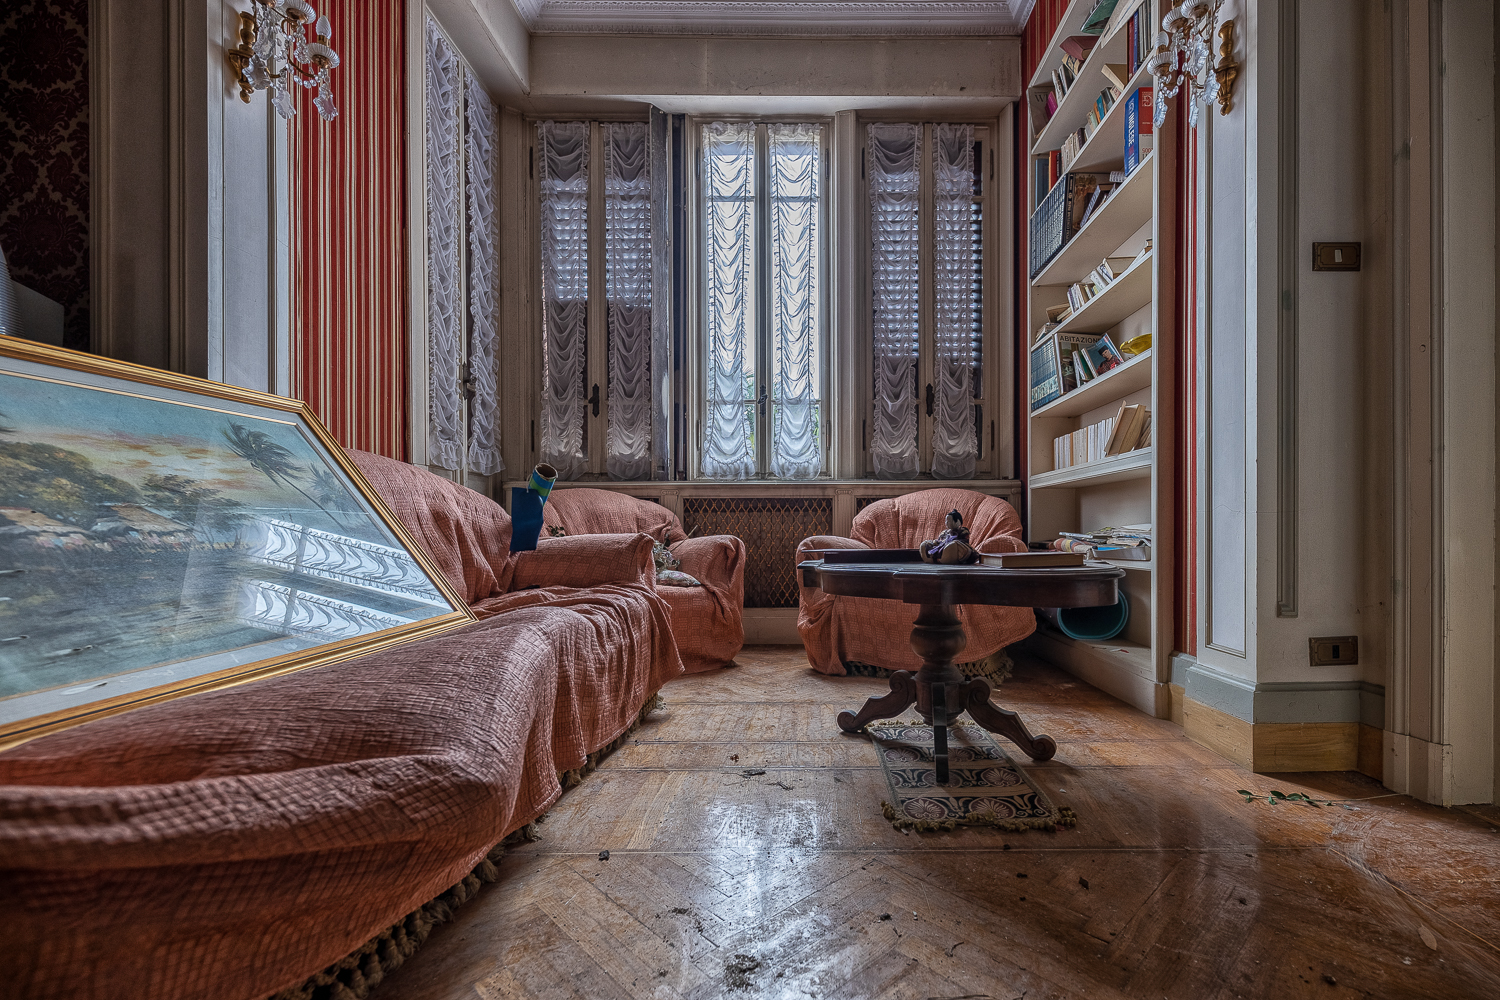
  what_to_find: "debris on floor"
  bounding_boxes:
[724,953,761,989]
[598,850,610,861]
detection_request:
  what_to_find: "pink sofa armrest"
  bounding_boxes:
[671,535,745,594]
[510,533,656,592]
[975,532,1029,555]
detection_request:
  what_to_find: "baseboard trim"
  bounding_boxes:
[1021,629,1168,718]
[1181,696,1386,774]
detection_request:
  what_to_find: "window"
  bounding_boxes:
[424,18,502,479]
[537,120,653,481]
[867,122,990,480]
[698,121,828,480]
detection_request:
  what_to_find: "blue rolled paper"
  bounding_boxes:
[509,463,558,553]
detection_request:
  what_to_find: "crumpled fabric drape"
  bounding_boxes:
[464,74,503,477]
[932,123,980,479]
[867,123,921,479]
[424,19,463,472]
[604,122,653,481]
[539,120,591,480]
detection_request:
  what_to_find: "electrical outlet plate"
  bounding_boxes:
[1312,242,1361,271]
[1309,636,1358,666]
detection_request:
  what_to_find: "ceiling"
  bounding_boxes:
[509,0,1036,37]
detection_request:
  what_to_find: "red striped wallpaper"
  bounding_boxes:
[291,0,408,459]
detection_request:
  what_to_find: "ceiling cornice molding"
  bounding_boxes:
[515,1,1030,37]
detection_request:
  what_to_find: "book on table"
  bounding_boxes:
[980,550,1088,569]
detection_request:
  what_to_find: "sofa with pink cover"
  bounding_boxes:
[796,488,1036,675]
[0,451,684,1000]
[542,487,746,671]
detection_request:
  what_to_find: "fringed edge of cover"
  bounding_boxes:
[267,691,666,1000]
[880,800,1078,833]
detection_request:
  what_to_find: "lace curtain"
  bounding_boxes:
[464,75,503,476]
[538,121,590,480]
[767,124,823,479]
[604,122,652,481]
[700,122,757,479]
[932,123,979,479]
[867,123,921,479]
[424,20,463,472]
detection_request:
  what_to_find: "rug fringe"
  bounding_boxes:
[267,692,665,1000]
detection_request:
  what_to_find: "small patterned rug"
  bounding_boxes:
[868,721,1076,833]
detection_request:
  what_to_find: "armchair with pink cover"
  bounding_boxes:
[796,488,1036,676]
[542,488,746,671]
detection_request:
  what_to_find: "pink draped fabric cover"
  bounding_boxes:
[796,489,1036,675]
[542,488,746,672]
[0,452,683,1000]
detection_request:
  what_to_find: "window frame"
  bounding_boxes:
[688,116,834,481]
[859,118,1002,480]
[528,115,652,480]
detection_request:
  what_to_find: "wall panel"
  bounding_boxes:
[292,0,408,458]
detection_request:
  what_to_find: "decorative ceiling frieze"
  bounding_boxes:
[509,0,1034,36]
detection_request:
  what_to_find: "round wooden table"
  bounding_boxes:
[798,552,1123,785]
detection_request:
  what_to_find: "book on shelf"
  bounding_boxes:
[1072,349,1090,383]
[1053,412,1118,470]
[1029,334,1064,410]
[1124,87,1155,174]
[1061,35,1099,61]
[1084,333,1126,376]
[981,550,1088,569]
[1057,341,1082,392]
[1028,172,1109,278]
[1056,332,1101,363]
[1077,181,1114,227]
[1103,402,1150,455]
[1123,1,1158,75]
[1101,62,1131,91]
[1082,0,1120,34]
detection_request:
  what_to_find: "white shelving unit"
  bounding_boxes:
[1023,0,1175,719]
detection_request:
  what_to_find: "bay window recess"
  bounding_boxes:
[700,121,828,481]
[538,120,654,481]
[423,18,501,477]
[867,122,987,480]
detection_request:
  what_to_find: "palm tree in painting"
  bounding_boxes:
[222,422,343,525]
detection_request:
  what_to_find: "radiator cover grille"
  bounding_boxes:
[682,496,833,608]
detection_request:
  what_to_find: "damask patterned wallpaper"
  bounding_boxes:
[0,0,89,350]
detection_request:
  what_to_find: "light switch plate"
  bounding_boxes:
[1312,242,1361,271]
[1309,636,1358,666]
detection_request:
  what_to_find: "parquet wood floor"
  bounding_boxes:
[376,647,1500,1000]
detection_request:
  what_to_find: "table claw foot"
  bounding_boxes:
[837,670,918,733]
[964,678,1058,762]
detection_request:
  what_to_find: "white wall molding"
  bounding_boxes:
[517,0,1032,37]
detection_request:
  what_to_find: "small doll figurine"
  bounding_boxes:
[919,508,979,565]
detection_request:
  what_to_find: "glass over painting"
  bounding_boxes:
[0,341,468,741]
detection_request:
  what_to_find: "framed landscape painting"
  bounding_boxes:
[0,337,473,747]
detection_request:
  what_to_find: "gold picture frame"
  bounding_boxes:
[0,338,474,750]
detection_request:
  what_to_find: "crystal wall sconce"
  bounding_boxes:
[227,0,341,121]
[1148,0,1239,129]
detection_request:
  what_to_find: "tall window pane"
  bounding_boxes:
[767,124,823,479]
[701,122,758,479]
[932,123,979,479]
[538,121,590,480]
[701,120,826,481]
[604,122,652,481]
[867,123,921,479]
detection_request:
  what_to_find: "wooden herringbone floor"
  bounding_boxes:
[376,647,1500,1000]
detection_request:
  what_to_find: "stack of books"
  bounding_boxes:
[1052,523,1152,561]
[1050,402,1151,471]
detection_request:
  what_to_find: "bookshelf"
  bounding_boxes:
[1024,0,1175,718]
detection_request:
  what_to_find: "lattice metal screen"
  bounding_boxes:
[682,497,832,608]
